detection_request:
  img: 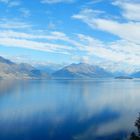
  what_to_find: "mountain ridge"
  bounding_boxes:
[131,71,140,78]
[52,63,113,79]
[0,56,139,79]
[0,56,49,79]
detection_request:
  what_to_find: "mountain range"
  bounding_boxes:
[35,64,63,74]
[0,56,140,79]
[52,63,113,79]
[131,72,140,78]
[0,56,48,79]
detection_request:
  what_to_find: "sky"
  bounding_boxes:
[0,0,140,72]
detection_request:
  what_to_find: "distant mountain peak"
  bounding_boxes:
[131,71,140,78]
[52,63,112,79]
[0,56,49,79]
[0,56,14,65]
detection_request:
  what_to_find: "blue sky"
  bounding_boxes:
[0,0,140,72]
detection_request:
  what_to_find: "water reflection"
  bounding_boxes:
[0,79,140,140]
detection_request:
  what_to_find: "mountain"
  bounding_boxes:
[115,76,133,79]
[0,56,48,79]
[131,71,140,78]
[112,71,128,77]
[35,64,63,74]
[0,56,14,65]
[52,63,112,79]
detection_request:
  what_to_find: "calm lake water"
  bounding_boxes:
[0,79,140,140]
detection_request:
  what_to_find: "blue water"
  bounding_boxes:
[0,79,140,140]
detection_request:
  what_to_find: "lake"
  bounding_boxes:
[0,79,140,140]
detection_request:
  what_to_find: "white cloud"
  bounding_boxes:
[0,37,74,54]
[72,56,90,63]
[0,19,31,29]
[47,22,56,30]
[73,8,140,44]
[0,30,70,41]
[113,0,140,21]
[0,27,76,55]
[0,0,21,7]
[8,0,20,7]
[19,8,31,17]
[77,34,140,65]
[41,0,74,4]
[0,0,9,4]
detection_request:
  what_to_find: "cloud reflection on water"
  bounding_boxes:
[0,79,140,139]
